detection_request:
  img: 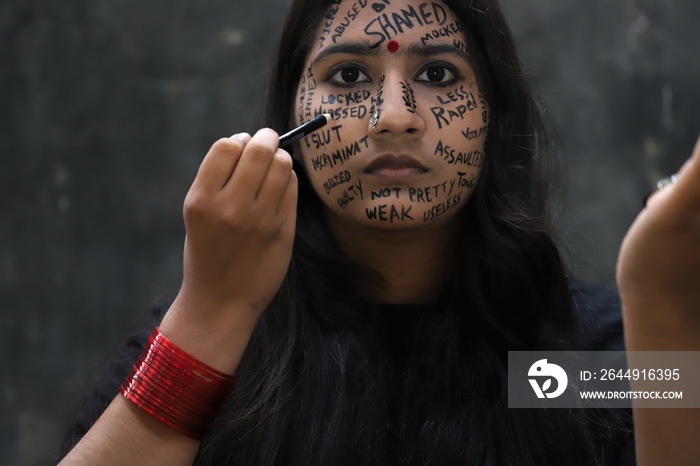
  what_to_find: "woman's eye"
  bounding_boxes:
[417,65,456,85]
[329,66,370,85]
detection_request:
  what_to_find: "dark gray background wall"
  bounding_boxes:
[2,1,698,464]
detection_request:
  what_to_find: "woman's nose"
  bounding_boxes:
[369,76,426,137]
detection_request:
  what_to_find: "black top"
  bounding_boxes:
[60,281,635,464]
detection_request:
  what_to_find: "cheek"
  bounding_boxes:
[422,83,489,170]
[297,89,372,170]
[421,83,489,134]
[300,130,370,218]
[294,78,373,205]
[414,84,489,220]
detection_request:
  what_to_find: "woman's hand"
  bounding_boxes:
[616,136,700,466]
[160,129,298,372]
[182,129,297,314]
[616,135,700,349]
[60,129,298,465]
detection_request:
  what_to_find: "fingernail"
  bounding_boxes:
[655,173,678,190]
[643,173,679,207]
[230,132,251,144]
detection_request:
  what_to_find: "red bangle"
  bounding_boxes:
[120,327,235,439]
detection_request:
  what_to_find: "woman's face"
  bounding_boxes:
[294,0,489,231]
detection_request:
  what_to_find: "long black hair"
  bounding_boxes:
[195,1,600,464]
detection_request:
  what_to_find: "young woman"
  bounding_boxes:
[59,0,700,464]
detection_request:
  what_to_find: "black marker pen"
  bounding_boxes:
[279,113,332,148]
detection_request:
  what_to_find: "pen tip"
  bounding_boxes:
[323,113,332,122]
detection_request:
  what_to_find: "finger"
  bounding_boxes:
[645,135,700,209]
[193,133,250,194]
[676,135,700,185]
[278,170,299,228]
[665,135,700,207]
[227,128,279,202]
[255,149,294,211]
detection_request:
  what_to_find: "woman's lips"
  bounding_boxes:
[363,155,427,179]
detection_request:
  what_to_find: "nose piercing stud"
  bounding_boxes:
[370,111,380,134]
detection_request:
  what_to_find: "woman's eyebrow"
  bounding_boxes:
[310,42,380,68]
[405,42,469,60]
[310,41,469,69]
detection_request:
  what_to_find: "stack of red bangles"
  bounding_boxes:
[120,327,236,439]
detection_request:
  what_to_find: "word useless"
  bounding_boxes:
[423,192,461,222]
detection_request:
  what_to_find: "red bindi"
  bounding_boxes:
[387,40,399,53]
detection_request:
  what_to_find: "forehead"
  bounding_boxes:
[313,0,462,52]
